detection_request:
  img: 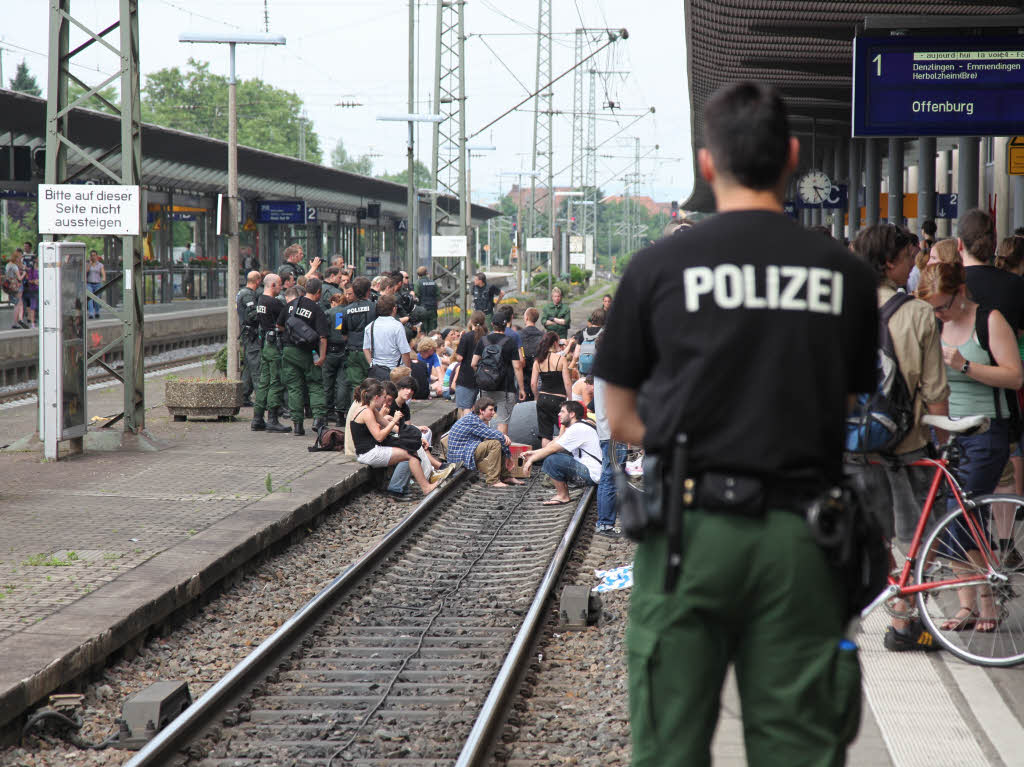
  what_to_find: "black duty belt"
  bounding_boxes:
[683,472,825,515]
[327,344,346,354]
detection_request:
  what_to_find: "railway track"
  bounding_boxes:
[0,350,216,408]
[124,468,595,767]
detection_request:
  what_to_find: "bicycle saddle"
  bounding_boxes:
[921,414,990,435]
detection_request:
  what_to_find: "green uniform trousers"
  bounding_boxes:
[420,309,438,334]
[281,345,327,420]
[344,349,370,405]
[252,341,285,418]
[628,509,860,767]
[240,334,262,398]
[322,351,347,417]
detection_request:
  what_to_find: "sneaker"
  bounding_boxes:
[430,464,455,484]
[17,320,29,329]
[624,457,644,477]
[883,622,940,652]
[595,525,622,540]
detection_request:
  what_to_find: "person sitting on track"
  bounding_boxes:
[351,381,438,495]
[531,331,572,446]
[917,260,1024,632]
[521,400,602,505]
[384,375,453,500]
[441,397,524,488]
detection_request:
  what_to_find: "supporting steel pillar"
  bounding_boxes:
[918,137,937,235]
[832,136,847,239]
[937,149,952,237]
[958,137,980,221]
[47,0,144,433]
[528,0,553,287]
[848,138,862,238]
[865,138,882,226]
[1015,175,1024,233]
[888,138,904,227]
[430,0,467,314]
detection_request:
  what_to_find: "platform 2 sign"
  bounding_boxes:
[854,33,1024,137]
[255,200,306,224]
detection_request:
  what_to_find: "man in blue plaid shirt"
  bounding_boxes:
[442,397,524,487]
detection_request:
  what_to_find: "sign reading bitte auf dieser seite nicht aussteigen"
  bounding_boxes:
[38,184,141,236]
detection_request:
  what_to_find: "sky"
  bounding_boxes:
[1,0,693,207]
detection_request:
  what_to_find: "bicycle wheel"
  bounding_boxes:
[915,495,1024,666]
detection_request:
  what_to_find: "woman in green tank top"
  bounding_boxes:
[918,261,1024,632]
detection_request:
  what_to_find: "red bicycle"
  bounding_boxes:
[861,414,1024,666]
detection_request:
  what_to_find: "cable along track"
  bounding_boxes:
[127,469,593,767]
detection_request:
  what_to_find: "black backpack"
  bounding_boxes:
[845,292,915,453]
[975,306,1023,435]
[475,335,509,390]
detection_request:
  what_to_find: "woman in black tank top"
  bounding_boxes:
[531,332,573,446]
[352,381,438,494]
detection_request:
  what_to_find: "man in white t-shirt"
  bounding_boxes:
[522,399,601,505]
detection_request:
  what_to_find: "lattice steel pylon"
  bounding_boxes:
[47,0,144,433]
[570,29,586,239]
[430,0,468,314]
[529,0,554,267]
[584,68,597,241]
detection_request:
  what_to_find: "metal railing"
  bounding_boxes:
[91,266,233,307]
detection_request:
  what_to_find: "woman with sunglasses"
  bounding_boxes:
[917,261,1024,632]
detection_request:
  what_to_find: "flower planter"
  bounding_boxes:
[165,378,243,421]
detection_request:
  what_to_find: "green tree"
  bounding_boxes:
[68,81,120,114]
[378,160,432,190]
[331,139,374,176]
[142,59,321,162]
[9,60,41,96]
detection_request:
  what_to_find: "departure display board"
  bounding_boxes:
[853,33,1024,137]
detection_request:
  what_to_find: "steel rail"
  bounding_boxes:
[123,466,470,767]
[455,485,596,766]
[0,351,215,406]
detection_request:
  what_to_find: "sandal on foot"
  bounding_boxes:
[941,607,977,631]
[976,595,999,632]
[542,497,571,506]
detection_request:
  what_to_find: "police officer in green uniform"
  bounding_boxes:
[594,82,877,767]
[414,265,439,332]
[278,277,330,436]
[340,276,376,410]
[322,289,349,426]
[540,286,571,339]
[250,274,291,433]
[236,270,262,406]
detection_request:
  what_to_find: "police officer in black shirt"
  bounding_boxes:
[593,82,877,767]
[278,277,331,436]
[236,270,263,406]
[415,265,439,332]
[251,274,291,433]
[340,276,376,412]
[395,270,417,324]
[319,266,344,311]
[322,288,349,426]
[471,272,503,320]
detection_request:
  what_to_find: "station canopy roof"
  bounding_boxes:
[0,89,497,224]
[683,1,1024,212]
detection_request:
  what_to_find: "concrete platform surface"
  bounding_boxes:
[0,383,457,729]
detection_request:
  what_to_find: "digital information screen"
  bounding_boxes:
[853,33,1024,137]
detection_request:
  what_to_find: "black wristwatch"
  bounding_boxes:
[961,360,971,375]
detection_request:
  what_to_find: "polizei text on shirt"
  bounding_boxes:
[683,264,844,315]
